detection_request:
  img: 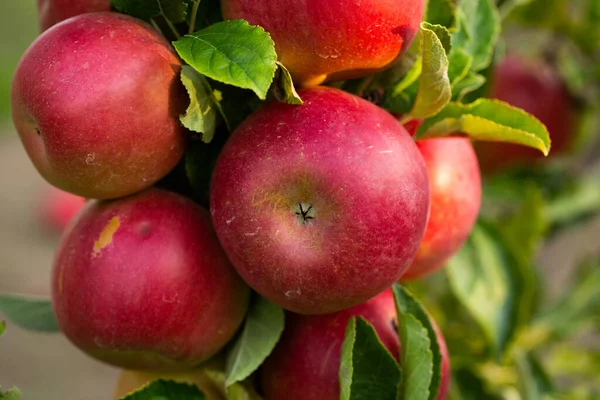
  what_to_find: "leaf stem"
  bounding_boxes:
[163,16,181,40]
[188,0,202,34]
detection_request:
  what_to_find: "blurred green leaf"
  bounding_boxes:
[0,293,59,332]
[0,387,20,400]
[425,0,456,29]
[416,99,551,155]
[515,351,554,400]
[180,65,219,143]
[0,320,4,336]
[119,379,205,399]
[339,317,401,400]
[110,0,188,22]
[449,367,501,400]
[270,62,303,105]
[225,295,284,386]
[445,222,527,357]
[174,20,278,99]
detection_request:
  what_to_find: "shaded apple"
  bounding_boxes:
[37,184,87,233]
[222,0,424,87]
[210,87,430,314]
[475,54,576,173]
[37,0,111,32]
[11,13,187,200]
[402,137,481,280]
[51,188,250,370]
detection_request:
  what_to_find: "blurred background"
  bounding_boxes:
[0,1,599,399]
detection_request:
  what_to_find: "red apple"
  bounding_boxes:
[260,289,451,400]
[222,0,424,87]
[475,54,576,173]
[11,13,187,200]
[37,0,111,32]
[210,87,430,314]
[402,138,481,280]
[38,185,87,232]
[434,320,451,400]
[51,188,250,370]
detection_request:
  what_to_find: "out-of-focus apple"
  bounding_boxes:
[222,0,424,87]
[210,87,430,314]
[37,0,111,32]
[38,185,87,232]
[51,188,250,370]
[11,13,187,199]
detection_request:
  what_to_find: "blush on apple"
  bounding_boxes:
[51,188,250,370]
[222,0,425,87]
[37,0,111,32]
[402,137,481,280]
[210,87,430,314]
[11,13,187,200]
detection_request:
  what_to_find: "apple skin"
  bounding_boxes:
[38,185,87,232]
[222,0,424,87]
[37,0,111,32]
[475,55,576,173]
[401,138,481,280]
[260,289,451,400]
[210,87,430,314]
[51,188,250,371]
[11,13,187,200]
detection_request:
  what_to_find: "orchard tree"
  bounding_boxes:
[1,0,599,399]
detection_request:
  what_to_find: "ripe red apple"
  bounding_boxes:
[37,0,111,31]
[402,138,481,280]
[260,289,450,400]
[210,87,430,314]
[11,13,187,200]
[38,185,87,232]
[475,54,576,173]
[51,188,250,370]
[222,0,424,87]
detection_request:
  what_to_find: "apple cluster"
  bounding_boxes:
[12,1,483,399]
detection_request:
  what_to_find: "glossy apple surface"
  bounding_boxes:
[210,87,430,314]
[52,188,250,370]
[11,13,187,199]
[402,138,481,280]
[222,0,424,87]
[37,0,111,31]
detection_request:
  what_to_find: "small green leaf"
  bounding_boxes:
[0,321,5,336]
[179,65,218,143]
[451,72,486,100]
[416,99,551,155]
[0,293,59,332]
[174,20,278,99]
[339,317,401,400]
[393,285,443,400]
[0,387,21,400]
[515,351,554,400]
[110,0,188,22]
[425,0,456,30]
[270,62,303,105]
[445,222,527,356]
[119,379,206,400]
[225,296,284,386]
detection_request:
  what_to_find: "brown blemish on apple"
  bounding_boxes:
[93,216,120,256]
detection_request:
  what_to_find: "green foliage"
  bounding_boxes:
[110,0,188,22]
[0,293,59,332]
[270,62,303,105]
[0,387,20,400]
[339,317,401,400]
[179,65,219,143]
[119,379,205,400]
[173,20,278,99]
[0,320,5,337]
[225,295,285,387]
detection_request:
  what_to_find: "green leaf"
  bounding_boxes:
[173,19,278,99]
[110,0,188,22]
[0,387,21,400]
[0,293,59,332]
[225,296,284,387]
[445,222,527,357]
[339,317,401,400]
[449,367,501,400]
[393,285,443,400]
[425,0,456,29]
[451,73,486,100]
[270,62,303,105]
[451,0,501,72]
[0,321,5,336]
[515,351,554,400]
[179,65,219,143]
[416,99,551,155]
[120,379,206,400]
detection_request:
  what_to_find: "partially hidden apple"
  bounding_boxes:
[210,87,430,314]
[51,188,250,370]
[38,185,87,232]
[222,0,425,87]
[260,289,450,400]
[37,0,111,32]
[475,54,576,173]
[11,13,187,200]
[402,137,481,280]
